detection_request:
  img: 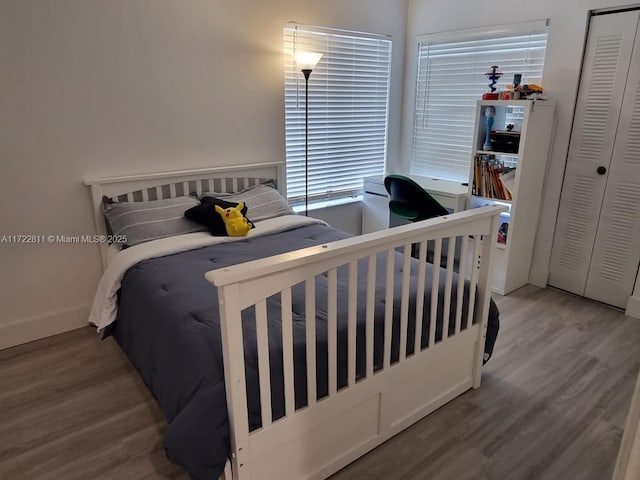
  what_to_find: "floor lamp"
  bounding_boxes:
[294,51,322,216]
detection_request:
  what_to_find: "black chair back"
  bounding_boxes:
[383,174,449,222]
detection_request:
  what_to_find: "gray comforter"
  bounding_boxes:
[113,222,497,479]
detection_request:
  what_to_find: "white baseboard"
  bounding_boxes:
[0,304,91,350]
[626,296,640,320]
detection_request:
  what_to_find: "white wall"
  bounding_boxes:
[401,0,635,295]
[0,0,408,348]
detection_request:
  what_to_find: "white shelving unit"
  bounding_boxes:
[468,100,555,295]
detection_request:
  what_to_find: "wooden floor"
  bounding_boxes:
[1,285,639,480]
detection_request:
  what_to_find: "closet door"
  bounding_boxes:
[584,22,640,308]
[549,12,640,297]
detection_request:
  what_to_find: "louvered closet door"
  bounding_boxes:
[584,18,640,308]
[550,11,640,308]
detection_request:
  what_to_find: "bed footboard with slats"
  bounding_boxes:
[206,205,503,480]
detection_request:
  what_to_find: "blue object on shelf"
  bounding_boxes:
[483,106,495,150]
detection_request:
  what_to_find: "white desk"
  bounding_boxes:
[362,175,468,234]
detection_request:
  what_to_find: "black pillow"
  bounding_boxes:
[184,197,252,236]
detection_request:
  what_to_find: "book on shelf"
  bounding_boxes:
[499,169,516,199]
[472,154,513,201]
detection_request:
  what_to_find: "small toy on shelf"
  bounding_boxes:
[482,65,503,100]
[511,73,522,98]
[506,74,545,100]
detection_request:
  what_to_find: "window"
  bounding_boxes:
[283,24,392,205]
[412,21,549,182]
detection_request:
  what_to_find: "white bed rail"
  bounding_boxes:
[206,205,504,480]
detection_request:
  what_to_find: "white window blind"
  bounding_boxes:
[412,24,548,181]
[284,25,392,204]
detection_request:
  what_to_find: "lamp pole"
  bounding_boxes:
[303,68,311,216]
[293,51,322,216]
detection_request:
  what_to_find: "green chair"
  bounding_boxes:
[384,174,456,267]
[383,174,449,222]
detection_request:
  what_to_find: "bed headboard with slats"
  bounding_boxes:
[107,176,270,204]
[85,162,285,268]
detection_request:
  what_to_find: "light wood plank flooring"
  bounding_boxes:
[1,285,639,479]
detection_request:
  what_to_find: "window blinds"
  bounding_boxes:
[412,28,548,181]
[284,25,392,203]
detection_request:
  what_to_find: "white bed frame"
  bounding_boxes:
[86,162,504,480]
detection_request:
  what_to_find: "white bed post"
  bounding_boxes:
[276,162,287,199]
[472,213,500,388]
[88,183,110,269]
[217,283,251,480]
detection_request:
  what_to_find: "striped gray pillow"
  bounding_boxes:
[201,184,293,222]
[102,196,207,246]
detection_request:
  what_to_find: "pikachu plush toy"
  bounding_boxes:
[214,202,252,237]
